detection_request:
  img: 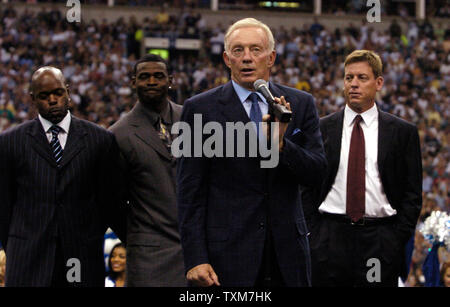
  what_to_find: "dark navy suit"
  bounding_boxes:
[177,81,326,286]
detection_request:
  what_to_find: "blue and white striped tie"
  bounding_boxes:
[49,125,63,164]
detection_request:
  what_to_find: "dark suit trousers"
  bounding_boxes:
[50,236,71,287]
[254,226,285,287]
[310,214,401,287]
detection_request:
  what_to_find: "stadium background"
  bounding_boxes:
[0,0,448,287]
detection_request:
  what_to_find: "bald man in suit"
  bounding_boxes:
[0,66,126,287]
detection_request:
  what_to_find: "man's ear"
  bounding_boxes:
[268,50,276,68]
[29,83,34,100]
[131,75,136,89]
[223,51,231,69]
[376,76,384,92]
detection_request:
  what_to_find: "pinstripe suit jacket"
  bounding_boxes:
[0,116,126,287]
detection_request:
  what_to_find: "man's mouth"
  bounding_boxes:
[144,88,160,92]
[241,68,255,75]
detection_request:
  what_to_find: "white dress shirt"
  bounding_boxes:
[38,111,71,150]
[319,104,397,217]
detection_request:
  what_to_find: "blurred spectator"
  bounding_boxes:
[0,248,5,287]
[181,8,200,38]
[435,3,450,18]
[310,17,324,43]
[440,261,450,287]
[209,26,225,64]
[155,5,170,27]
[105,243,126,287]
[389,19,402,38]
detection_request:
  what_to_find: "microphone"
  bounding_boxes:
[253,79,292,123]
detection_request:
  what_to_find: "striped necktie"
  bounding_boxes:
[49,125,63,165]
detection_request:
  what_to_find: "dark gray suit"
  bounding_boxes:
[109,101,186,286]
[0,116,126,286]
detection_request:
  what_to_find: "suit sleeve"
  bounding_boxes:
[395,125,422,243]
[176,100,211,273]
[279,94,327,188]
[0,133,14,250]
[99,134,128,244]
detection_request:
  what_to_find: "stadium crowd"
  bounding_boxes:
[0,4,448,287]
[13,0,450,18]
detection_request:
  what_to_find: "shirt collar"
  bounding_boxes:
[138,100,172,127]
[344,103,378,127]
[160,101,172,125]
[39,110,71,134]
[231,80,267,105]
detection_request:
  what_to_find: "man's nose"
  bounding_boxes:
[147,76,157,85]
[48,93,58,104]
[242,48,252,62]
[350,78,359,88]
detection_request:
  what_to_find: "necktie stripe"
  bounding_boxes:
[49,125,63,165]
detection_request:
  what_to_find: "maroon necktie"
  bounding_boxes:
[346,115,365,222]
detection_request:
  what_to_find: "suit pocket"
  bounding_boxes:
[206,227,229,242]
[127,232,161,247]
[378,224,400,265]
[289,129,305,145]
[296,218,310,237]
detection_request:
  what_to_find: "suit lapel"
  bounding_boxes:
[217,82,266,176]
[59,116,86,168]
[130,102,172,161]
[218,82,251,124]
[377,110,393,175]
[326,109,344,183]
[28,118,58,167]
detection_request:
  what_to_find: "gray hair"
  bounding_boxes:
[224,18,275,53]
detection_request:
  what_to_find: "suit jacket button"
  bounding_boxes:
[259,222,265,229]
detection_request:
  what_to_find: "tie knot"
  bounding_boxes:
[49,125,62,136]
[354,115,363,125]
[248,93,259,105]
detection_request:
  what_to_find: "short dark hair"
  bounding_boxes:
[132,53,170,77]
